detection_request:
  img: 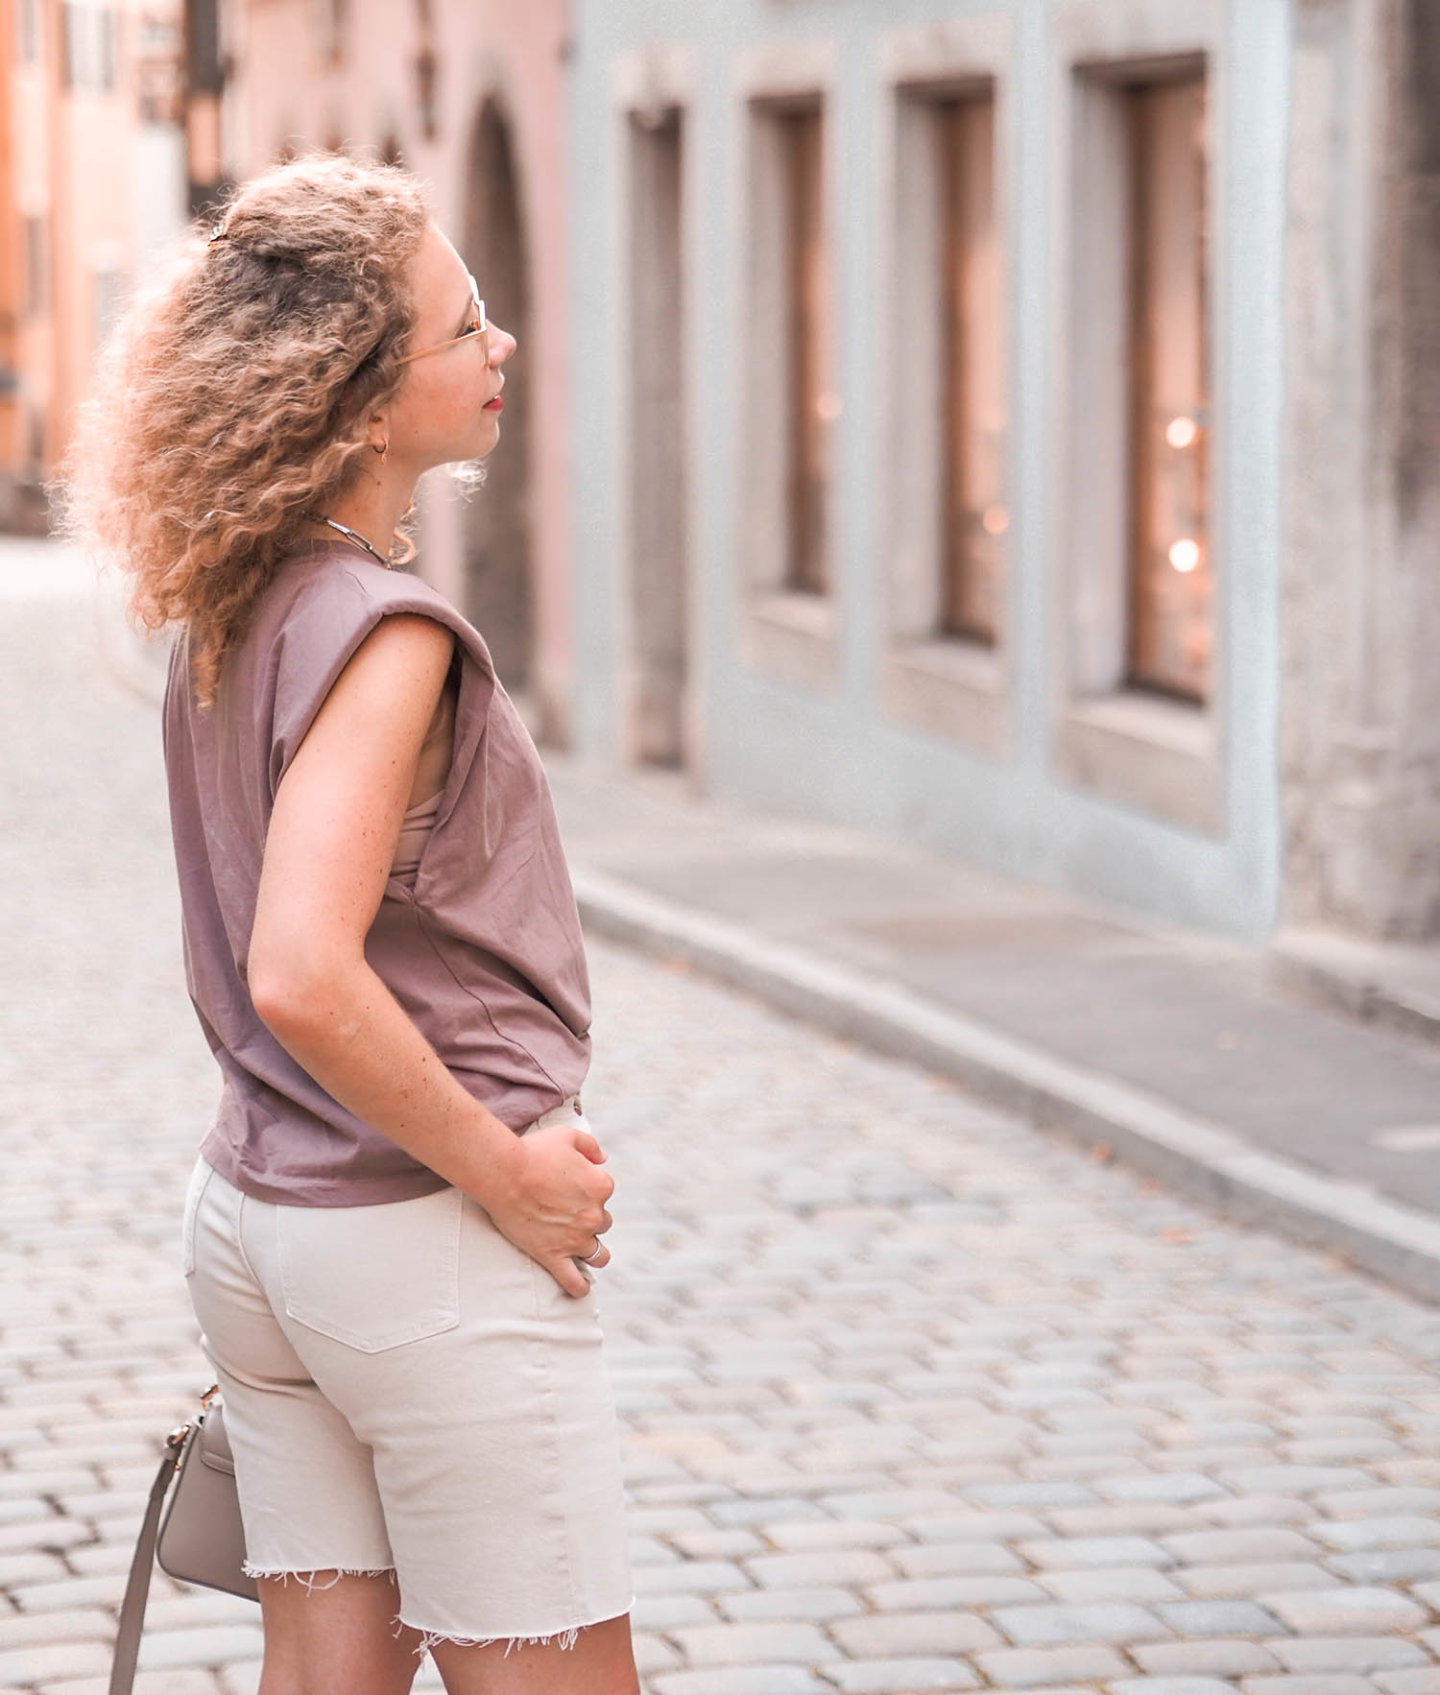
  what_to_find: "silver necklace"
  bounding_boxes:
[304,512,392,569]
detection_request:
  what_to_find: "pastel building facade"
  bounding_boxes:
[1,0,186,530]
[565,0,1440,947]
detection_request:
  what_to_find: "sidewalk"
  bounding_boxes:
[543,755,1440,1307]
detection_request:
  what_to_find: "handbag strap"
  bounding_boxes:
[109,1429,189,1695]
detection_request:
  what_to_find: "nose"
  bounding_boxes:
[488,322,517,365]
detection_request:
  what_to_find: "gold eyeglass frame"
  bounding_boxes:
[397,272,489,366]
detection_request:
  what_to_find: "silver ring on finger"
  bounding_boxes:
[580,1239,606,1265]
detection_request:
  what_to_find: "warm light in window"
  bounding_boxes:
[1165,415,1199,450]
[981,505,1008,536]
[1169,537,1201,573]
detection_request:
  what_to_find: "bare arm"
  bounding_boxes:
[247,613,611,1298]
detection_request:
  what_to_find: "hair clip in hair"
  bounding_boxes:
[207,219,228,247]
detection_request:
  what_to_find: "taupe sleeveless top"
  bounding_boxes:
[162,540,592,1205]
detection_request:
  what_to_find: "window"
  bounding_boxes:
[737,44,841,694]
[880,37,1011,760]
[1124,72,1210,703]
[626,105,690,766]
[62,3,118,92]
[18,0,40,63]
[1054,26,1222,836]
[778,103,830,596]
[936,90,1004,646]
[24,218,44,319]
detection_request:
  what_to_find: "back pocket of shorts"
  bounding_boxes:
[181,1157,216,1278]
[276,1185,464,1352]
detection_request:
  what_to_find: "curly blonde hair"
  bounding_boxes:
[55,152,433,706]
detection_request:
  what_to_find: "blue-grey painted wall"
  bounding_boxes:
[568,0,1292,942]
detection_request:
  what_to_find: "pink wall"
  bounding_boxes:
[227,0,576,742]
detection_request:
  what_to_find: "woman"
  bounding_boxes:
[60,154,639,1694]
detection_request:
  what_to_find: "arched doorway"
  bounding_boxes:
[462,95,533,702]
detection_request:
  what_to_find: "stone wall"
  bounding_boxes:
[1281,0,1440,938]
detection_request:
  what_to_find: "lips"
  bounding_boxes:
[483,395,503,411]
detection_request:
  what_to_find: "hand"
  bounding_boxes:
[479,1122,615,1298]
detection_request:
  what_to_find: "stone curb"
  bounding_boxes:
[573,865,1440,1308]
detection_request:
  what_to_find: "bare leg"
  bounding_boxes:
[429,1613,640,1695]
[255,1569,423,1695]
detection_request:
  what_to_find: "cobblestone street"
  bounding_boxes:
[7,559,1440,1694]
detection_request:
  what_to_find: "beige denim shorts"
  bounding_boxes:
[179,1095,633,1655]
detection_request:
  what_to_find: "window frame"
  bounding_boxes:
[734,40,842,696]
[877,15,1014,758]
[1049,0,1228,836]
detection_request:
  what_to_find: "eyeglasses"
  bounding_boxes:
[397,273,489,366]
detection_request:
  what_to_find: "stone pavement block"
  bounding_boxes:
[974,1644,1134,1686]
[1163,1531,1321,1564]
[670,1622,835,1666]
[0,1551,70,1587]
[671,1529,768,1561]
[1133,1642,1282,1679]
[1193,1498,1320,1530]
[819,1491,960,1521]
[891,1542,1025,1578]
[1328,1550,1440,1584]
[1314,1519,1440,1551]
[1373,1673,1440,1695]
[1107,1680,1241,1695]
[866,1576,1044,1611]
[1267,1642,1431,1675]
[1314,1489,1440,1518]
[819,1659,980,1692]
[135,1625,266,1669]
[632,1593,718,1632]
[747,1551,896,1589]
[993,1602,1171,1647]
[766,1521,909,1553]
[652,1667,833,1695]
[1154,1601,1284,1634]
[1221,1470,1374,1497]
[967,1481,1099,1510]
[0,1515,93,1554]
[884,1575,1048,1608]
[1021,1537,1177,1570]
[718,1587,863,1623]
[0,1641,113,1683]
[911,1514,1048,1543]
[1256,1587,1430,1634]
[0,1608,113,1649]
[632,1560,753,1595]
[1037,1568,1185,1605]
[1050,1506,1198,1537]
[1098,1475,1229,1505]
[1177,1564,1337,1599]
[828,1613,1003,1658]
[1239,1679,1379,1695]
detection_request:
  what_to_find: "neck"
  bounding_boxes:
[303,460,417,559]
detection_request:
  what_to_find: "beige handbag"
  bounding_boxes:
[110,1385,257,1695]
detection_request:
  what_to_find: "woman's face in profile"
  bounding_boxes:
[388,221,515,471]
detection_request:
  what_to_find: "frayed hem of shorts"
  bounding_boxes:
[406,1624,582,1657]
[400,1601,635,1659]
[242,1561,396,1592]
